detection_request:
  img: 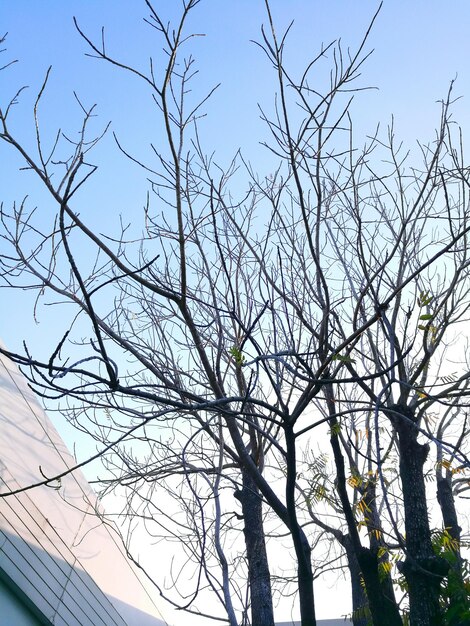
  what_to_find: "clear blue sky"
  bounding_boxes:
[3,1,470,143]
[1,0,470,356]
[1,1,470,623]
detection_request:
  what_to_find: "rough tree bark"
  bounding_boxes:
[330,427,403,626]
[391,404,449,626]
[436,475,462,566]
[341,535,370,626]
[235,470,275,626]
[285,424,317,626]
[436,471,468,626]
[326,386,402,626]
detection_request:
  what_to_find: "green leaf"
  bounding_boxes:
[229,346,245,366]
[418,291,433,307]
[329,421,341,437]
[332,353,356,364]
[419,314,434,320]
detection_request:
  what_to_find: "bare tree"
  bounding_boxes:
[1,3,470,626]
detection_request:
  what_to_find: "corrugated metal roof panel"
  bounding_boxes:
[0,350,167,626]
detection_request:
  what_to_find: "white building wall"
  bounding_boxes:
[0,576,45,626]
[0,349,169,626]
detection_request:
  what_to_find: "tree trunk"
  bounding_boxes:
[285,425,317,626]
[330,450,402,626]
[296,530,316,626]
[236,470,275,626]
[357,547,402,626]
[436,474,462,566]
[363,481,402,625]
[326,392,402,626]
[342,535,370,626]
[226,413,317,625]
[391,404,448,626]
[436,474,468,626]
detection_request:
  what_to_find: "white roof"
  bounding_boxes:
[0,350,169,626]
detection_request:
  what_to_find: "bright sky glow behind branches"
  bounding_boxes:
[1,1,470,624]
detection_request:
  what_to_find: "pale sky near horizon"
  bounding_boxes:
[1,2,470,624]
